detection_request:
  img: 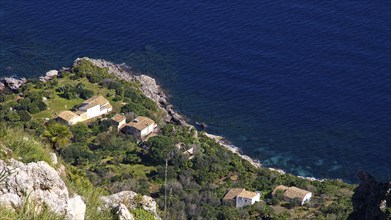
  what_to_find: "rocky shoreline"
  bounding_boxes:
[76,57,332,182]
[1,57,327,183]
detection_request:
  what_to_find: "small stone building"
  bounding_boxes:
[57,111,80,125]
[122,116,157,139]
[111,114,127,130]
[222,188,260,208]
[272,185,312,205]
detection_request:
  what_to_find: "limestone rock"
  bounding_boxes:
[115,203,134,220]
[100,191,160,220]
[2,77,27,90]
[46,70,59,77]
[67,195,86,220]
[39,70,58,82]
[0,159,84,219]
[50,153,58,165]
[0,82,5,91]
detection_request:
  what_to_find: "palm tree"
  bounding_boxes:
[44,122,72,150]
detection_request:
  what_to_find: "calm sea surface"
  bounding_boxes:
[1,1,390,183]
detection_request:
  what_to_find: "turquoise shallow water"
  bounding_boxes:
[1,0,390,182]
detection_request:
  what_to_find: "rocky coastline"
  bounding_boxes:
[73,57,332,183]
[1,57,327,183]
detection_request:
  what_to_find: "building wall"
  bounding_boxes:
[86,105,101,119]
[69,117,80,125]
[140,123,156,137]
[235,193,260,208]
[79,112,88,121]
[301,193,312,205]
[113,119,126,131]
[99,105,112,115]
[236,197,253,208]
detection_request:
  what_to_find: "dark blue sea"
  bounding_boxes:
[1,1,390,183]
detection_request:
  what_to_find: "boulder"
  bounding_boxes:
[0,159,69,215]
[67,195,86,220]
[0,159,84,219]
[46,70,59,77]
[114,203,134,220]
[0,82,5,91]
[3,77,27,90]
[100,191,160,220]
[39,70,59,82]
[50,153,58,165]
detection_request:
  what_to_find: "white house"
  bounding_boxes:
[57,95,112,125]
[122,116,157,139]
[272,185,312,205]
[236,190,261,208]
[222,188,260,208]
[78,95,112,119]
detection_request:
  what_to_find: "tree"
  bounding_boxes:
[71,123,90,142]
[17,110,31,122]
[37,101,47,111]
[44,122,72,150]
[5,111,20,122]
[146,135,175,164]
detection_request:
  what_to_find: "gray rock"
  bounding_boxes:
[0,159,84,219]
[67,195,86,220]
[3,77,27,90]
[100,191,160,220]
[0,159,68,215]
[115,203,134,220]
[46,70,59,77]
[40,70,59,82]
[50,153,58,165]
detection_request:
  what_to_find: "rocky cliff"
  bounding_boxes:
[0,158,160,220]
[0,159,85,219]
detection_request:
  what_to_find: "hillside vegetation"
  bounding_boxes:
[0,60,364,219]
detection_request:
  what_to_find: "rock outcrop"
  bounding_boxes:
[39,70,58,82]
[73,57,191,127]
[114,203,135,220]
[1,77,27,91]
[0,159,85,219]
[100,191,160,220]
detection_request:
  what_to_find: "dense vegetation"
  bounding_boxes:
[0,60,372,219]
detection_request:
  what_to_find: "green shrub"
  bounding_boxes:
[131,208,155,220]
[18,110,32,122]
